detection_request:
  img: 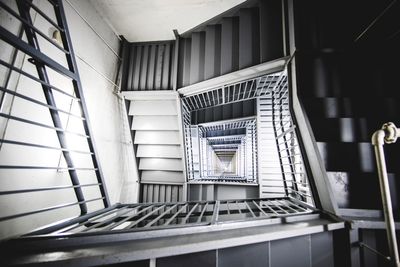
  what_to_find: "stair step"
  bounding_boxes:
[308,117,387,143]
[141,170,184,184]
[131,115,179,131]
[137,144,182,158]
[302,97,400,119]
[128,100,178,116]
[122,90,178,101]
[139,158,183,171]
[326,171,400,210]
[134,130,181,145]
[297,54,400,98]
[317,141,400,172]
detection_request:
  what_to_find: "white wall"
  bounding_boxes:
[65,0,139,205]
[0,0,138,239]
[90,0,247,42]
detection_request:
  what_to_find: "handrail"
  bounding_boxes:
[372,122,400,267]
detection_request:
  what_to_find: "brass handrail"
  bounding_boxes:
[372,122,400,267]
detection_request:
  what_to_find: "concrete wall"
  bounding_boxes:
[0,0,138,239]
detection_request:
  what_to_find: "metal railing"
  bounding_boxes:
[0,0,109,230]
[181,71,313,194]
[255,70,313,205]
[182,73,282,112]
[269,71,312,204]
[372,122,400,267]
[21,197,313,236]
[181,102,195,180]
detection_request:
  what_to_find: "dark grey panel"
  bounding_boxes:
[182,38,192,87]
[218,242,269,267]
[239,8,260,69]
[311,232,334,267]
[270,235,311,267]
[191,99,256,124]
[147,44,157,89]
[171,185,179,202]
[202,184,214,201]
[204,25,221,80]
[213,105,223,121]
[360,230,378,267]
[169,42,176,89]
[215,185,258,200]
[220,17,239,75]
[124,41,175,91]
[259,0,284,62]
[157,251,216,267]
[178,185,183,201]
[108,260,149,267]
[159,184,166,202]
[189,184,202,201]
[153,184,160,202]
[140,184,183,203]
[127,45,136,90]
[133,45,142,90]
[140,45,149,89]
[161,43,171,89]
[154,45,163,89]
[190,31,206,84]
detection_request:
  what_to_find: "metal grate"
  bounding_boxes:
[0,0,109,228]
[24,197,314,236]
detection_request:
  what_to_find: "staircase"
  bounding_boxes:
[297,51,400,213]
[177,0,284,87]
[123,91,186,203]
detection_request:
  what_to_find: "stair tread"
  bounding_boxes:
[131,115,179,131]
[139,158,184,171]
[301,96,400,119]
[308,117,399,143]
[137,144,182,158]
[316,141,400,172]
[134,131,181,145]
[141,170,185,183]
[128,100,178,115]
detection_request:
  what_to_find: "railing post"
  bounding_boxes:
[372,122,400,267]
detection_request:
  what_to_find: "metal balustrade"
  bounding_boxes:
[181,71,313,200]
[21,197,314,236]
[269,71,312,204]
[182,73,281,112]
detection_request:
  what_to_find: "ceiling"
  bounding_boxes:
[90,0,246,42]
